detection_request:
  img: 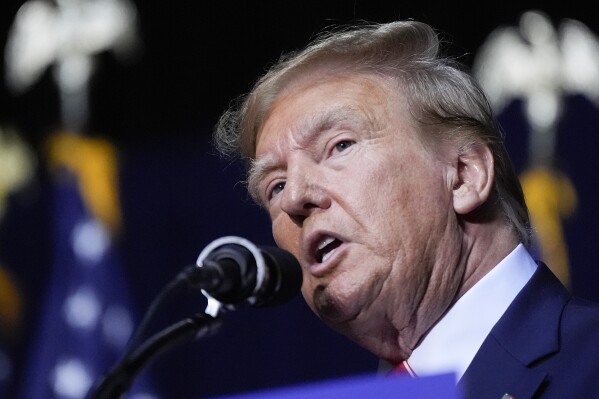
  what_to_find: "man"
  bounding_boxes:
[214,20,599,398]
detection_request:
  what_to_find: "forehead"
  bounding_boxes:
[255,72,400,155]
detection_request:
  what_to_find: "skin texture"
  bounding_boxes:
[252,71,518,363]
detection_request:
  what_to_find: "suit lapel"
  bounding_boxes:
[459,263,570,399]
[459,334,547,399]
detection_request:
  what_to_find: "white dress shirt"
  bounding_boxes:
[407,244,538,382]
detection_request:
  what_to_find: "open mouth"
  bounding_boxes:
[316,236,342,263]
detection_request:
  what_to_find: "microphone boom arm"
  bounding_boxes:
[89,313,222,399]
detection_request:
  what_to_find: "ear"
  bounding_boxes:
[452,144,494,215]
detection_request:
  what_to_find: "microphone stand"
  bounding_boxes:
[88,237,301,398]
[88,313,222,399]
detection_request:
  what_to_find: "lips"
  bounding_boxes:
[304,231,345,274]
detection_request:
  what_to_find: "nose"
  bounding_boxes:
[280,163,331,225]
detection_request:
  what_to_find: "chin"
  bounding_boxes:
[312,284,361,324]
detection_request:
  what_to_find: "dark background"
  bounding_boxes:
[1,1,599,398]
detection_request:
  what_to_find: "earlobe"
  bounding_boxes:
[452,144,494,215]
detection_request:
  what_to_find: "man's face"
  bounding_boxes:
[253,72,464,360]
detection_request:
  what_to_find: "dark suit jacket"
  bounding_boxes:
[459,263,599,398]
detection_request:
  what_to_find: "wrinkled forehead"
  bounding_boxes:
[244,58,366,153]
[251,67,400,156]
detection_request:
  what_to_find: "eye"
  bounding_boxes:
[333,140,355,154]
[268,181,286,200]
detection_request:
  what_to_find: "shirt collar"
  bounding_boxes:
[407,244,538,382]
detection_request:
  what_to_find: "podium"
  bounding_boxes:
[210,372,461,399]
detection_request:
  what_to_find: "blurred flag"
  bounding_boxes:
[473,9,599,288]
[17,132,158,399]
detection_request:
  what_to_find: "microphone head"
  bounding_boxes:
[255,245,303,307]
[196,236,302,314]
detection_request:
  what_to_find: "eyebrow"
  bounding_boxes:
[247,154,277,203]
[247,106,368,203]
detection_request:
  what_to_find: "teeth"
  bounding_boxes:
[321,247,337,263]
[318,236,335,251]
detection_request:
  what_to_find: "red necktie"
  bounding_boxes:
[390,360,417,377]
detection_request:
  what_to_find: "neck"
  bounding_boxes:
[392,219,519,362]
[456,219,520,299]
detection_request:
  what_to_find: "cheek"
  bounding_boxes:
[272,215,301,257]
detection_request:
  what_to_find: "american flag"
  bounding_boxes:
[17,133,158,399]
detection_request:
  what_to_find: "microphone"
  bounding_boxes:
[192,236,302,315]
